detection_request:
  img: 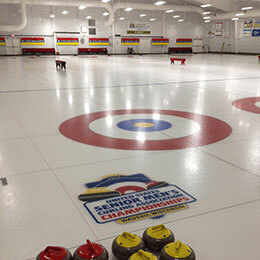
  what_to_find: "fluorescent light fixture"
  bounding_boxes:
[236,13,244,16]
[241,6,253,10]
[119,17,125,20]
[124,7,133,12]
[78,5,86,10]
[201,4,211,8]
[203,11,211,15]
[154,1,166,6]
[50,14,55,18]
[101,0,111,2]
[62,10,69,14]
[178,19,184,22]
[232,17,239,21]
[140,14,146,17]
[166,9,174,13]
[204,20,210,23]
[150,18,156,21]
[173,15,180,18]
[86,16,92,19]
[103,12,109,16]
[203,16,210,19]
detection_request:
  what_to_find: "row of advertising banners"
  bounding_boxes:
[0,37,193,46]
[243,20,260,37]
[208,20,260,38]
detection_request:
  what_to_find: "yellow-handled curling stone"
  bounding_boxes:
[142,224,175,251]
[73,240,108,260]
[112,232,145,260]
[160,240,196,260]
[129,250,158,260]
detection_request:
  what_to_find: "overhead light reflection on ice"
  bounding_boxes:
[126,101,131,110]
[153,113,160,120]
[239,120,250,129]
[68,95,73,105]
[184,151,199,173]
[136,132,146,142]
[56,89,60,98]
[106,116,113,127]
[84,104,90,114]
[106,93,111,102]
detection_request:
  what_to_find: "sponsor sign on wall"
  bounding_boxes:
[121,38,140,45]
[252,20,260,37]
[89,38,109,45]
[243,20,253,37]
[215,22,223,36]
[78,173,196,224]
[0,37,5,46]
[152,38,169,45]
[57,38,79,45]
[21,37,44,45]
[127,22,151,34]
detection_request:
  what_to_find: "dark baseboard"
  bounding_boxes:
[208,51,259,56]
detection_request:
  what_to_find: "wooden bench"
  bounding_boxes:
[55,60,66,70]
[23,48,55,55]
[168,47,192,54]
[170,57,186,65]
[78,48,107,55]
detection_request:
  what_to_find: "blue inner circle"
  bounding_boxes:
[117,119,172,132]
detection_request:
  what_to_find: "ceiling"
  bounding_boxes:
[1,0,260,14]
[113,0,260,13]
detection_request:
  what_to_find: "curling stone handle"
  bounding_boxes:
[45,246,63,256]
[137,250,151,260]
[122,232,137,241]
[86,239,97,254]
[175,240,181,251]
[150,224,166,232]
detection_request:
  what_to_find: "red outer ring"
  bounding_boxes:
[59,109,232,151]
[232,97,260,114]
[115,186,146,194]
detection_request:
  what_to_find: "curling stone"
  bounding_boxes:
[73,240,108,260]
[129,249,158,260]
[143,224,175,251]
[36,246,72,260]
[112,232,145,260]
[160,240,196,260]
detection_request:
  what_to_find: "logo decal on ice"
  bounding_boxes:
[78,174,196,224]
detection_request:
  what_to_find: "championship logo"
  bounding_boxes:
[78,174,196,224]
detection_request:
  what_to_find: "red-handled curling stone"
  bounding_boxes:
[73,240,108,260]
[36,246,72,260]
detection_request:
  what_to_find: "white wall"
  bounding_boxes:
[205,19,260,54]
[0,4,206,55]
